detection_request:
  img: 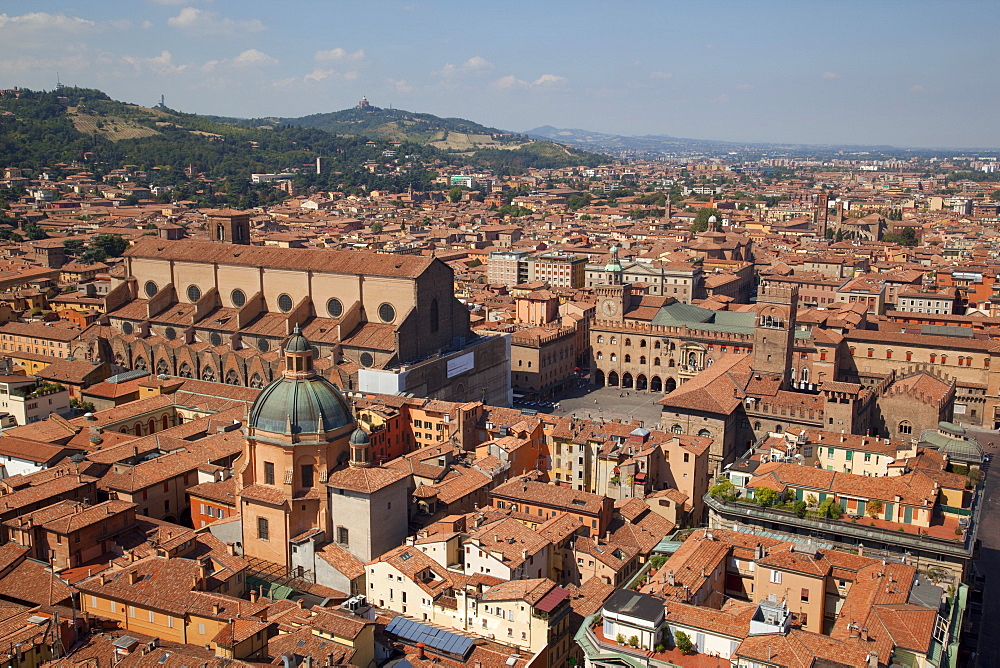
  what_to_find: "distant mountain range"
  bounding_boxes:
[525,125,909,158]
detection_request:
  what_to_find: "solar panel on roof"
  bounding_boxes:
[386,616,474,657]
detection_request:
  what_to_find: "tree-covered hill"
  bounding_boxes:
[0,87,608,186]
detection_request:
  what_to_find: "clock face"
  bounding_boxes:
[602,299,619,317]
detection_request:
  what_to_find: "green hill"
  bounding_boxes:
[278,104,607,172]
[0,88,607,196]
[282,105,519,149]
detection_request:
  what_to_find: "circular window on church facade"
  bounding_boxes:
[121,321,134,335]
[210,332,222,347]
[187,284,201,303]
[258,338,270,352]
[231,289,246,308]
[327,298,343,318]
[360,352,375,367]
[165,327,176,341]
[277,293,293,313]
[144,281,158,298]
[378,303,395,323]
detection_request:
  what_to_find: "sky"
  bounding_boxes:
[1,1,997,148]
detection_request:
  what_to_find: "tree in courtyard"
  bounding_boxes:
[92,233,128,257]
[709,478,737,501]
[754,486,779,507]
[23,221,47,240]
[866,499,884,519]
[674,630,694,655]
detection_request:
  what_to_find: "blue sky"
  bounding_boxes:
[1,1,997,147]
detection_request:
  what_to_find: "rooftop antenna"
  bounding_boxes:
[56,72,63,90]
[159,94,165,108]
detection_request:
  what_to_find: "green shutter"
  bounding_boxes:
[903,506,913,524]
[857,500,867,516]
[839,498,848,511]
[884,503,894,520]
[818,493,827,503]
[795,489,804,501]
[845,450,853,461]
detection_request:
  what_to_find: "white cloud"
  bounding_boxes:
[736,83,753,91]
[492,73,565,89]
[532,73,565,86]
[149,0,193,4]
[649,71,672,80]
[822,71,841,79]
[386,78,414,94]
[491,74,527,89]
[437,55,494,77]
[141,20,154,29]
[304,68,335,82]
[315,47,365,62]
[0,12,96,34]
[910,84,926,94]
[713,93,730,104]
[203,49,277,71]
[231,49,276,67]
[123,50,187,75]
[167,7,264,35]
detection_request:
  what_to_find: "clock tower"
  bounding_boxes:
[596,284,631,323]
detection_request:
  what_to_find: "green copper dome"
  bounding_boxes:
[247,326,354,437]
[349,426,371,446]
[248,375,353,436]
[284,324,310,353]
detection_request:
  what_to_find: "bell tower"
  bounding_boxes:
[752,282,798,386]
[207,208,250,245]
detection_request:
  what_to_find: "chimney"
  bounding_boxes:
[416,642,427,660]
[212,603,221,615]
[667,569,675,586]
[249,590,258,603]
[128,571,140,585]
